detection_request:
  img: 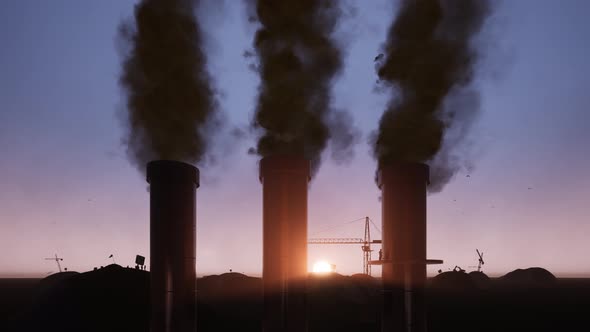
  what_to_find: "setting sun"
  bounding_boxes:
[312,261,335,274]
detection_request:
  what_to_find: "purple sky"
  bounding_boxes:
[1,0,589,278]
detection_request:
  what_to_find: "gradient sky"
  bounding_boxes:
[1,0,589,278]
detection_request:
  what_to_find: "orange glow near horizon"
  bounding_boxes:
[312,261,335,274]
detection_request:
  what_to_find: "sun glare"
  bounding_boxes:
[312,261,334,274]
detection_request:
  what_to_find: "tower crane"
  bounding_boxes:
[308,217,381,275]
[476,249,485,272]
[44,254,64,273]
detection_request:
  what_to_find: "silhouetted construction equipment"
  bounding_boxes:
[476,249,485,272]
[308,217,381,275]
[135,254,145,270]
[44,254,64,272]
[468,249,485,272]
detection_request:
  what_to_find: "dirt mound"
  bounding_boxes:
[30,264,149,332]
[499,267,556,287]
[430,271,477,290]
[198,272,261,298]
[468,271,491,288]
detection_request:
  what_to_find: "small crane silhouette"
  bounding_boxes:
[44,254,64,272]
[476,249,485,272]
[468,249,485,272]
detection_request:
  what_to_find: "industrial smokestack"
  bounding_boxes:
[259,156,310,332]
[378,162,429,332]
[147,160,199,332]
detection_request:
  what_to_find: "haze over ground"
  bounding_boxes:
[1,0,589,277]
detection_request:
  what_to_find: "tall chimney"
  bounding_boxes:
[259,156,310,332]
[378,162,429,332]
[147,160,199,332]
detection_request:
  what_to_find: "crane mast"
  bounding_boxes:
[308,217,381,275]
[44,254,64,273]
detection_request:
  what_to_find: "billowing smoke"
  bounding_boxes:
[373,0,491,192]
[248,0,358,175]
[118,0,219,172]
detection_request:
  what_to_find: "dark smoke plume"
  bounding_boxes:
[248,0,357,175]
[118,0,218,171]
[374,0,491,192]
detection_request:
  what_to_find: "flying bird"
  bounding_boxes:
[374,53,384,62]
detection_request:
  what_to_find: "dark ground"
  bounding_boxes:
[1,266,589,332]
